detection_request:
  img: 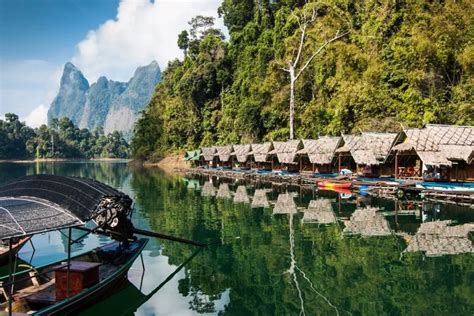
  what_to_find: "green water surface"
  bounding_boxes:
[0,161,473,315]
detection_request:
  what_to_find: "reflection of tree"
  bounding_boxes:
[130,169,474,315]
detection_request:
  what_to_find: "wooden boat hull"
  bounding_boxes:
[1,238,148,315]
[318,181,352,189]
[0,237,31,266]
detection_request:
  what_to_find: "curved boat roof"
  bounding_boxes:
[0,175,132,240]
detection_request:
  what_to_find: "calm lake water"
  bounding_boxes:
[0,161,473,315]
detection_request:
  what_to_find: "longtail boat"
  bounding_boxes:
[0,175,146,315]
[0,237,31,266]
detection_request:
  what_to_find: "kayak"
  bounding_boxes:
[318,181,352,189]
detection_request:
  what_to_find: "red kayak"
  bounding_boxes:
[318,181,352,189]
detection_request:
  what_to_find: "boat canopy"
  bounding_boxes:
[0,175,133,240]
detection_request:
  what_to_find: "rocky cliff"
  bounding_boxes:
[47,61,160,135]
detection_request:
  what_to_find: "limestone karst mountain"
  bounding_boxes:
[47,61,160,136]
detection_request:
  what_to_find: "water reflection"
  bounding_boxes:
[1,162,473,315]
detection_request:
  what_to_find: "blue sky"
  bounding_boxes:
[0,0,223,127]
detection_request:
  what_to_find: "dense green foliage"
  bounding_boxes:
[0,113,129,159]
[132,0,474,159]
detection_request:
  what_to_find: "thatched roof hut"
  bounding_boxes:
[343,207,392,236]
[233,185,250,203]
[273,192,298,214]
[298,137,342,164]
[231,144,252,163]
[392,124,474,166]
[269,140,302,164]
[302,199,336,224]
[251,189,270,208]
[201,181,216,197]
[217,183,232,198]
[201,147,217,162]
[250,142,273,162]
[404,220,474,256]
[215,145,234,162]
[184,149,201,161]
[336,133,400,165]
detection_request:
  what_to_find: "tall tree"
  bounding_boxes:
[281,5,349,139]
[178,30,190,57]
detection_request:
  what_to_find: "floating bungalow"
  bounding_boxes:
[215,145,234,168]
[273,192,298,214]
[302,199,336,224]
[343,207,392,237]
[269,140,302,172]
[251,189,271,208]
[184,149,202,166]
[250,142,273,170]
[231,144,252,169]
[234,185,250,204]
[392,124,474,182]
[336,132,400,177]
[297,137,342,174]
[404,220,474,256]
[201,147,217,167]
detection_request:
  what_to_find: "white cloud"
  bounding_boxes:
[72,0,224,82]
[24,104,48,128]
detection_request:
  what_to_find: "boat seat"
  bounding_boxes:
[20,279,56,307]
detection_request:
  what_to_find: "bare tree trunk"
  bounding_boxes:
[289,66,296,140]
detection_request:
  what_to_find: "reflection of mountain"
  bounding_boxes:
[233,186,250,204]
[404,221,474,257]
[251,189,270,208]
[273,193,298,215]
[216,183,231,199]
[303,199,336,224]
[343,207,392,236]
[201,182,216,197]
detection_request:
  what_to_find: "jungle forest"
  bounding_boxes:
[131,0,474,160]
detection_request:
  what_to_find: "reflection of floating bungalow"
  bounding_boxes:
[404,221,474,256]
[297,137,342,173]
[184,149,202,166]
[273,193,298,214]
[231,144,252,169]
[336,133,400,177]
[233,185,250,203]
[251,189,270,208]
[251,142,273,170]
[302,199,336,224]
[217,183,232,199]
[392,125,474,181]
[201,181,217,197]
[269,140,302,172]
[201,147,217,167]
[343,207,392,236]
[215,145,234,168]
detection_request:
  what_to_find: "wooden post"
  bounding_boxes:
[338,154,341,173]
[299,156,302,172]
[394,152,398,179]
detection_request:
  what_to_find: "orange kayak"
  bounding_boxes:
[318,181,352,189]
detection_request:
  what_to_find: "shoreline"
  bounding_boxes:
[0,158,130,163]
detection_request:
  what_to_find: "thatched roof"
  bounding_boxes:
[217,183,232,198]
[250,142,273,162]
[201,181,216,197]
[251,189,270,208]
[215,145,233,162]
[201,147,217,161]
[297,137,342,164]
[404,220,474,257]
[231,144,252,163]
[393,125,474,166]
[269,140,302,164]
[184,149,201,161]
[233,185,250,203]
[336,133,399,165]
[343,207,392,236]
[303,199,336,224]
[273,192,298,214]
